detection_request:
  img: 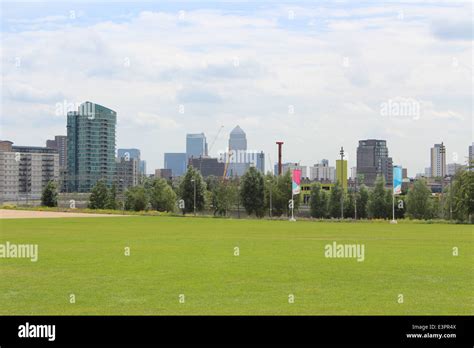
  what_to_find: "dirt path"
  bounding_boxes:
[0,209,128,219]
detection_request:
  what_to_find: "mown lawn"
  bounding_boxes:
[0,216,472,315]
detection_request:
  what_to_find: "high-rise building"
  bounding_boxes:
[67,102,117,192]
[116,157,139,192]
[186,133,207,160]
[139,160,147,176]
[228,125,247,150]
[228,125,250,177]
[117,148,146,176]
[0,140,59,203]
[469,143,473,170]
[255,151,265,174]
[350,166,357,180]
[164,153,187,177]
[356,139,393,186]
[46,135,67,168]
[430,143,446,178]
[116,149,141,189]
[309,161,336,182]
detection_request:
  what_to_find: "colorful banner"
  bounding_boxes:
[393,166,402,195]
[292,169,302,195]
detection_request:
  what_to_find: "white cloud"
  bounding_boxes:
[1,3,472,175]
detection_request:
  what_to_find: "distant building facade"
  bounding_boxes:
[227,125,249,177]
[164,153,187,177]
[430,143,446,178]
[46,135,67,168]
[0,141,59,203]
[116,157,139,192]
[469,143,473,170]
[356,139,393,186]
[447,163,464,176]
[139,160,147,176]
[155,168,172,179]
[274,162,307,178]
[189,156,225,177]
[309,161,336,182]
[186,133,207,161]
[255,151,265,174]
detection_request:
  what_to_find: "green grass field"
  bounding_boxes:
[0,216,472,315]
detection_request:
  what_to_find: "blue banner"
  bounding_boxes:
[393,166,402,195]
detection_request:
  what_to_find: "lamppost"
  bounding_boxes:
[191,178,196,216]
[267,178,273,218]
[340,146,345,219]
[440,142,446,218]
[449,176,453,221]
[237,184,241,219]
[354,175,357,220]
[119,179,124,214]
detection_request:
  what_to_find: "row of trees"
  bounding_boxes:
[41,163,473,222]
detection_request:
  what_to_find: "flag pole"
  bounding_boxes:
[391,166,399,224]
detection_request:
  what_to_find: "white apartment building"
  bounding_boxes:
[0,141,59,203]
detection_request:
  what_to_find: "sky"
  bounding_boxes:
[1,0,472,176]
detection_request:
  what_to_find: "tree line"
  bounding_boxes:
[40,164,473,223]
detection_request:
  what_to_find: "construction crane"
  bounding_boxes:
[222,150,234,180]
[208,125,224,155]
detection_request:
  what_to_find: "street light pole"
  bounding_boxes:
[340,146,345,219]
[267,179,273,218]
[191,178,196,216]
[354,176,357,220]
[440,142,446,219]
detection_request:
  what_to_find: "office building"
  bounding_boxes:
[309,161,336,182]
[255,151,265,174]
[274,163,307,177]
[116,157,139,192]
[155,168,172,179]
[469,143,473,170]
[447,163,464,176]
[46,135,67,168]
[164,153,187,177]
[186,133,207,160]
[0,140,59,203]
[227,125,249,177]
[356,139,393,186]
[350,166,357,180]
[67,102,116,192]
[430,143,446,178]
[139,160,147,176]
[117,148,146,176]
[116,149,141,189]
[189,156,225,177]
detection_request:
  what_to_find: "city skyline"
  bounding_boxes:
[2,115,471,177]
[1,1,472,176]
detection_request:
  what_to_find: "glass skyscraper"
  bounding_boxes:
[67,102,117,192]
[164,153,187,177]
[186,133,207,160]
